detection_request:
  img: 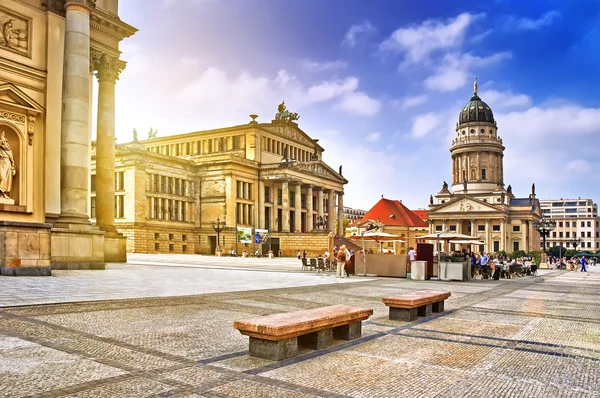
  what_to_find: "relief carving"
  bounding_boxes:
[0,10,29,56]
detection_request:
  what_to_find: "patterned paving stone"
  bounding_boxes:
[0,334,125,398]
[62,377,173,398]
[207,378,323,398]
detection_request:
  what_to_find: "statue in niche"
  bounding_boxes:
[0,131,16,201]
[463,178,468,192]
[471,169,476,180]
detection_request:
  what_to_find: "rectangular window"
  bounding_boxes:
[587,221,591,227]
[114,195,124,218]
[586,231,591,238]
[115,171,124,191]
[155,243,160,251]
[559,222,563,227]
[182,202,186,222]
[449,225,457,232]
[493,225,500,231]
[435,225,443,232]
[91,175,96,192]
[173,201,179,221]
[512,225,520,232]
[559,232,563,238]
[581,221,585,227]
[265,186,271,203]
[312,196,317,210]
[90,197,96,218]
[478,225,485,231]
[552,232,556,238]
[481,168,486,180]
[513,242,519,252]
[587,242,591,248]
[169,244,174,252]
[493,241,500,252]
[566,232,570,238]
[169,234,174,241]
[277,189,282,205]
[301,194,306,209]
[566,222,570,227]
[581,231,585,237]
[154,233,160,240]
[182,245,187,253]
[175,179,180,195]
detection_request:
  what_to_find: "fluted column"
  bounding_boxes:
[93,52,125,232]
[258,180,265,229]
[327,190,335,232]
[521,220,527,252]
[500,218,506,251]
[485,219,491,253]
[56,0,96,227]
[317,188,324,219]
[281,180,290,232]
[306,185,313,231]
[294,183,301,232]
[337,190,344,236]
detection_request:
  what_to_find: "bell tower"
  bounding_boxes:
[451,78,505,194]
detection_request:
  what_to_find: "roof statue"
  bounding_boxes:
[430,195,434,205]
[147,127,158,139]
[132,128,138,142]
[339,165,343,176]
[532,183,535,195]
[507,185,512,195]
[442,181,448,191]
[474,76,478,95]
[275,101,299,123]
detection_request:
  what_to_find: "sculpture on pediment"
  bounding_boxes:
[275,101,300,123]
[0,14,28,55]
[0,131,16,201]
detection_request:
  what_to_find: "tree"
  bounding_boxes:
[511,250,526,258]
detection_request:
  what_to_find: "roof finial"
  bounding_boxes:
[474,76,478,95]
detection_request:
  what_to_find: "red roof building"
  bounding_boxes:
[411,209,429,222]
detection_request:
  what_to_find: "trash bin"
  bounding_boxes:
[411,261,427,280]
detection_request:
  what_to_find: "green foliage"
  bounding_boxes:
[494,250,507,257]
[511,250,527,258]
[547,246,563,258]
[528,251,542,265]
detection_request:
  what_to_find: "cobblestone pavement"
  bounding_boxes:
[0,264,599,397]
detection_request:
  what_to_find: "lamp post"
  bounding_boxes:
[533,219,556,252]
[210,217,226,255]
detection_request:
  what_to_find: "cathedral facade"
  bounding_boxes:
[427,81,542,254]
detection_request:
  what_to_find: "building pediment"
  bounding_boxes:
[0,83,44,113]
[430,196,500,214]
[291,161,346,183]
[259,123,323,150]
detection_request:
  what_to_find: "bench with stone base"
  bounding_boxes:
[382,290,451,322]
[233,304,373,361]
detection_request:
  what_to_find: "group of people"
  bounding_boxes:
[298,245,355,278]
[548,256,593,272]
[468,252,537,280]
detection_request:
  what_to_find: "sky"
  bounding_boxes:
[102,0,600,211]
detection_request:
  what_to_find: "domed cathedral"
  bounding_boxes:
[426,79,542,254]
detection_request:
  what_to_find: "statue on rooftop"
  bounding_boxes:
[132,128,138,142]
[442,181,448,191]
[275,100,299,122]
[474,76,478,95]
[339,165,343,176]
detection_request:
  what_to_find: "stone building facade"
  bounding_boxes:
[427,81,542,254]
[90,108,347,256]
[0,0,136,274]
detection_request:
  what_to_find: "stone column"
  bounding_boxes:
[327,190,335,232]
[485,219,491,253]
[337,190,344,236]
[281,180,290,232]
[528,220,535,251]
[294,183,301,232]
[55,0,96,227]
[317,188,324,219]
[258,180,265,229]
[500,218,506,251]
[93,53,124,233]
[521,220,528,252]
[306,185,313,231]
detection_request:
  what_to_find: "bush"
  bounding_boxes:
[511,250,527,258]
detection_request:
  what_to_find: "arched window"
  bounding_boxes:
[480,129,485,134]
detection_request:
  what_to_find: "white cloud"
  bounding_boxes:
[337,92,382,116]
[307,77,359,102]
[509,11,561,30]
[479,89,532,108]
[411,113,441,138]
[395,95,428,110]
[366,132,382,142]
[342,21,376,48]
[567,160,592,173]
[178,56,199,68]
[301,59,348,71]
[424,52,512,92]
[471,29,493,43]
[380,13,483,65]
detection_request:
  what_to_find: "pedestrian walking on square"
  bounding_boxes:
[581,256,587,272]
[336,245,347,278]
[297,250,301,260]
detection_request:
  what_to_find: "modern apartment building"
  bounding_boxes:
[540,198,597,218]
[343,206,367,223]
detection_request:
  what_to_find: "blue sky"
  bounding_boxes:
[106,0,600,210]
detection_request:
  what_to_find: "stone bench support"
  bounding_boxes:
[383,290,451,322]
[235,305,373,361]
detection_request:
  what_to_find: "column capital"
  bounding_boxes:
[65,0,96,13]
[92,51,126,83]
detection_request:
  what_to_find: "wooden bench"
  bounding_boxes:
[233,304,373,360]
[382,290,451,322]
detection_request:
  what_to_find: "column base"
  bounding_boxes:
[50,227,105,269]
[54,212,93,230]
[0,221,52,277]
[104,232,127,263]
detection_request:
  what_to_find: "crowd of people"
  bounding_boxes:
[297,245,356,278]
[548,255,594,271]
[467,252,537,280]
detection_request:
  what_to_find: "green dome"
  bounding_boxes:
[458,94,495,125]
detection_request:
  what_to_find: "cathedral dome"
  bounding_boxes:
[458,94,495,126]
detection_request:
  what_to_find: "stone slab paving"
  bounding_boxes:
[0,264,599,397]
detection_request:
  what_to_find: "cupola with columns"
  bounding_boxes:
[451,78,505,194]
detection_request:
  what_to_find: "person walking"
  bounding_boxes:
[336,245,347,278]
[581,256,587,272]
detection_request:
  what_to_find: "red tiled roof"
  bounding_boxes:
[411,209,429,220]
[358,198,428,227]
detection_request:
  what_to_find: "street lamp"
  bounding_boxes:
[533,219,556,252]
[210,217,227,255]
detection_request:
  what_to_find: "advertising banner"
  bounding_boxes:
[237,227,253,244]
[255,229,269,244]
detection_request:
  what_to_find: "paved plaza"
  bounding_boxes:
[0,257,599,397]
